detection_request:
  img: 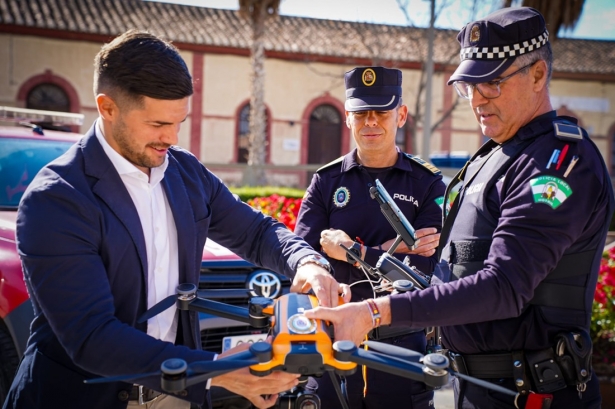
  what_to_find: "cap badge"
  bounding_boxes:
[362,68,376,86]
[470,24,481,44]
[333,187,350,208]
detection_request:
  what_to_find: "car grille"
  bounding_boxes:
[198,260,290,353]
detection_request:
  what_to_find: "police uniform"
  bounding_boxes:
[296,66,446,409]
[385,8,615,409]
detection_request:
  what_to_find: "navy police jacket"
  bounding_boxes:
[5,124,318,409]
[388,112,615,354]
[295,148,446,301]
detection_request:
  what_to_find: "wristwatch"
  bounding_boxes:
[346,241,362,265]
[297,254,332,273]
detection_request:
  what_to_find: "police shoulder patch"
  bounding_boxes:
[553,121,584,142]
[405,153,442,175]
[530,175,573,209]
[316,156,344,173]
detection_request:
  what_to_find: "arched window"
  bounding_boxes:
[236,103,270,164]
[26,83,70,112]
[307,104,341,164]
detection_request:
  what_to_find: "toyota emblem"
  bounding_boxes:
[248,271,282,298]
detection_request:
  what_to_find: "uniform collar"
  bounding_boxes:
[516,110,557,141]
[341,147,412,172]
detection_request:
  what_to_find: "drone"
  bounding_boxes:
[85,285,518,408]
[85,181,519,407]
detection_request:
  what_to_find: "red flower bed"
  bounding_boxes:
[592,247,615,376]
[247,194,303,231]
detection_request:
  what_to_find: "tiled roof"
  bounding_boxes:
[1,0,614,77]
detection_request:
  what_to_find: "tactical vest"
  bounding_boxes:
[439,118,607,327]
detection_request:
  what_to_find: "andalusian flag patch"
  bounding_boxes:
[530,176,572,209]
[434,196,451,213]
[435,196,445,209]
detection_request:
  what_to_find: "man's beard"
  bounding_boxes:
[112,118,168,169]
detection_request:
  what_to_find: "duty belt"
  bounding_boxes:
[368,325,424,340]
[449,331,594,398]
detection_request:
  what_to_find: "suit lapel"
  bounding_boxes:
[81,126,149,277]
[161,156,196,284]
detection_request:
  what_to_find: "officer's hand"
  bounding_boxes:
[292,263,351,307]
[409,228,440,257]
[379,228,439,257]
[212,339,300,408]
[319,228,354,261]
[303,298,391,346]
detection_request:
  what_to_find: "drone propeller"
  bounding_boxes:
[138,284,253,324]
[362,340,424,362]
[138,294,177,323]
[361,341,517,397]
[85,358,256,385]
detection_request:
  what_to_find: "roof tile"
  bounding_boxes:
[1,0,613,76]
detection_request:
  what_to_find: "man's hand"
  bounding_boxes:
[291,263,351,307]
[212,340,300,408]
[379,228,440,257]
[319,228,354,261]
[303,297,391,346]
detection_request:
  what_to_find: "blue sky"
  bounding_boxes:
[151,0,615,41]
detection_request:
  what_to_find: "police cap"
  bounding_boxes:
[344,66,402,112]
[447,7,549,85]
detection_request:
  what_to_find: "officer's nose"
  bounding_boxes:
[364,111,378,126]
[469,87,488,109]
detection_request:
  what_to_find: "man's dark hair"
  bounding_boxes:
[93,30,193,107]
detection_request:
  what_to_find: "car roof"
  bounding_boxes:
[0,125,83,142]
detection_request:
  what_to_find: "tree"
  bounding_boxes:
[238,0,281,186]
[394,0,465,157]
[503,0,586,40]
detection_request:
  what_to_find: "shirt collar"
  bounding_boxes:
[341,147,412,172]
[95,119,168,184]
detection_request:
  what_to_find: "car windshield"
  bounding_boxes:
[0,137,75,208]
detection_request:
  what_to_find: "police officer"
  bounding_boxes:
[304,8,615,409]
[295,66,446,408]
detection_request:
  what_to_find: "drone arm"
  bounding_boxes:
[333,341,449,388]
[185,297,273,328]
[187,298,252,323]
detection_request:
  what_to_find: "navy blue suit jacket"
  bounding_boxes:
[4,124,316,409]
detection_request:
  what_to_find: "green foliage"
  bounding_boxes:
[229,186,305,202]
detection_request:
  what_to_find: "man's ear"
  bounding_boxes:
[532,60,549,91]
[345,111,352,129]
[397,104,408,128]
[96,94,118,122]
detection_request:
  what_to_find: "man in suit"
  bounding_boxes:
[3,30,349,409]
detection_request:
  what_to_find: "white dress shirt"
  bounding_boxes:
[95,120,179,343]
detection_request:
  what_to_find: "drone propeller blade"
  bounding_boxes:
[362,340,424,362]
[137,294,177,323]
[189,359,258,374]
[451,371,517,397]
[84,370,160,384]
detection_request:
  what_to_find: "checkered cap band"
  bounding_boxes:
[460,30,549,60]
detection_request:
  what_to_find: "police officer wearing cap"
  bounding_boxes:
[303,8,615,409]
[295,66,446,408]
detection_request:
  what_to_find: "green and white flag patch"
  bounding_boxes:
[530,176,572,209]
[434,196,451,213]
